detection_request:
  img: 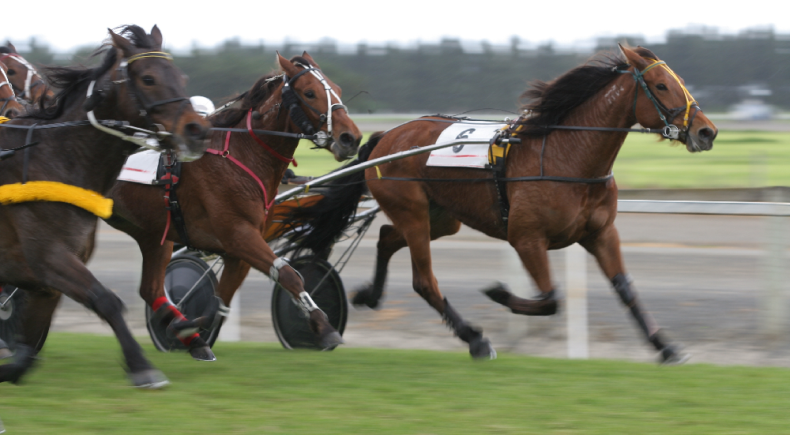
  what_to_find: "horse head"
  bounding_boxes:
[105,25,210,161]
[0,61,23,118]
[276,52,362,161]
[0,42,53,105]
[620,44,717,153]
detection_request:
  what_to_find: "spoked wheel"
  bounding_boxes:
[145,254,222,352]
[271,256,347,350]
[0,285,24,352]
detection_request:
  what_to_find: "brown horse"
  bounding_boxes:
[0,25,210,387]
[0,43,55,106]
[285,45,717,362]
[0,61,24,118]
[106,52,362,360]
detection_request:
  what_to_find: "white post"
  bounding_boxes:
[565,243,589,359]
[218,293,241,342]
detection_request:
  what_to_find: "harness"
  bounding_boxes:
[0,66,18,115]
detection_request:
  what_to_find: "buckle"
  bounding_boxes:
[662,125,680,140]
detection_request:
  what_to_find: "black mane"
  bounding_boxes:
[210,55,312,128]
[23,25,155,120]
[518,51,631,137]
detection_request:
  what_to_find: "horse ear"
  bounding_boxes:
[618,43,649,70]
[301,51,320,68]
[109,28,135,57]
[6,41,16,53]
[150,25,163,49]
[276,51,299,77]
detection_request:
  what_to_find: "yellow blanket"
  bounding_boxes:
[0,181,113,218]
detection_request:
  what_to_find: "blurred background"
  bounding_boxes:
[4,0,790,367]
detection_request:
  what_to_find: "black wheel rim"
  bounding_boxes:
[0,285,24,351]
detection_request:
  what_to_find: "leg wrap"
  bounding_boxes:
[610,274,665,351]
[269,257,303,284]
[442,298,482,343]
[152,296,199,345]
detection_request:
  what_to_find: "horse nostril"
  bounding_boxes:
[185,122,207,141]
[4,109,19,119]
[339,132,359,149]
[698,127,716,141]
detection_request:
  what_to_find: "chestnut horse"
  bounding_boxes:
[0,61,24,118]
[105,52,362,360]
[0,25,210,387]
[0,43,55,106]
[285,45,717,362]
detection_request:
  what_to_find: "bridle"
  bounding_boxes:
[85,51,190,152]
[280,63,348,150]
[0,53,46,103]
[0,65,18,116]
[624,59,700,145]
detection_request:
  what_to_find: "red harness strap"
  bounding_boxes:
[152,296,197,345]
[205,130,277,215]
[245,109,297,167]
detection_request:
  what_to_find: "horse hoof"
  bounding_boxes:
[481,282,510,306]
[319,331,345,350]
[351,287,380,310]
[130,369,170,389]
[469,337,497,360]
[482,283,558,316]
[189,345,216,362]
[659,345,690,365]
[0,348,12,360]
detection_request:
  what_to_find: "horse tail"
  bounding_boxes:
[283,132,385,255]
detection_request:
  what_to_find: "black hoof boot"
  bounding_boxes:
[129,369,170,389]
[351,285,381,310]
[482,282,558,316]
[659,345,690,365]
[0,344,36,384]
[188,338,216,362]
[309,310,345,350]
[469,336,497,360]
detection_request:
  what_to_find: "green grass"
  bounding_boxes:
[290,131,790,189]
[3,333,790,434]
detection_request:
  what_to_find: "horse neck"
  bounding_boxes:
[224,94,300,185]
[543,74,638,178]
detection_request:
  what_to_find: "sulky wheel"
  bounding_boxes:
[145,254,223,352]
[271,256,347,350]
[0,285,25,352]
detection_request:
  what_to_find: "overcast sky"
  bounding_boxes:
[4,0,785,52]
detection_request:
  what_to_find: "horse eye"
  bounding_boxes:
[6,69,15,76]
[142,75,156,86]
[304,90,316,99]
[656,84,668,91]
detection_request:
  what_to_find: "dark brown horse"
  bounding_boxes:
[0,61,24,118]
[285,45,717,362]
[106,52,362,360]
[0,25,210,387]
[0,43,54,106]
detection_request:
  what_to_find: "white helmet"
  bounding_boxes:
[190,96,215,117]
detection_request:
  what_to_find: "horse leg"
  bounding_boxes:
[214,257,251,307]
[483,237,559,315]
[0,290,60,383]
[580,225,689,364]
[354,207,462,309]
[220,224,342,349]
[376,194,495,359]
[13,249,166,387]
[138,237,215,361]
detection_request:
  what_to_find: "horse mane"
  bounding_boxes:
[209,55,312,128]
[518,51,632,137]
[23,25,155,120]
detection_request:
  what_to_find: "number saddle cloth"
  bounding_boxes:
[425,121,511,169]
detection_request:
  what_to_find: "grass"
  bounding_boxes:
[289,130,790,189]
[3,333,790,434]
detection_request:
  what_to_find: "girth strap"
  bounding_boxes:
[159,151,190,247]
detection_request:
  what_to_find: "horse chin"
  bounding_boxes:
[329,142,356,162]
[683,136,712,153]
[169,137,206,162]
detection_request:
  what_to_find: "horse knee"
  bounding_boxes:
[85,284,126,319]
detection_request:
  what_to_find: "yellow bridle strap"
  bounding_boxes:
[126,51,173,64]
[642,60,697,127]
[0,116,9,124]
[0,181,114,218]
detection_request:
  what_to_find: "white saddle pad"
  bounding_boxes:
[117,150,160,185]
[426,121,507,169]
